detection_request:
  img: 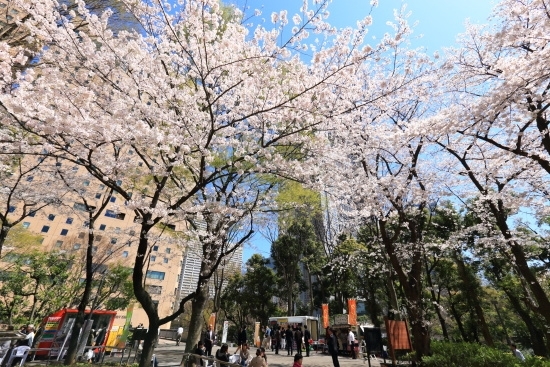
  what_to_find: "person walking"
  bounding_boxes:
[203,325,215,357]
[326,327,340,367]
[285,326,294,356]
[303,326,311,357]
[176,326,184,346]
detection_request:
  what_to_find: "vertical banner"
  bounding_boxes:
[322,304,329,329]
[221,321,229,344]
[254,322,261,347]
[209,313,216,330]
[347,299,357,326]
[119,303,134,347]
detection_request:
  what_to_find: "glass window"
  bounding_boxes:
[163,258,168,264]
[73,202,87,211]
[60,229,68,236]
[55,162,62,167]
[83,180,90,186]
[83,221,89,228]
[110,238,117,244]
[122,251,129,258]
[54,240,63,247]
[99,184,105,189]
[166,248,171,254]
[48,214,55,221]
[105,210,117,218]
[99,224,106,231]
[26,176,34,182]
[95,193,102,199]
[129,230,136,236]
[8,206,15,213]
[146,270,165,280]
[150,255,156,262]
[28,211,36,217]
[153,246,158,251]
[78,232,85,239]
[22,222,30,229]
[116,180,122,186]
[41,225,50,233]
[66,217,74,224]
[114,227,121,234]
[110,196,116,203]
[72,166,79,171]
[73,243,81,250]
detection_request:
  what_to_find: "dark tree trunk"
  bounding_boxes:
[424,259,449,340]
[65,224,95,364]
[448,299,468,342]
[184,285,209,353]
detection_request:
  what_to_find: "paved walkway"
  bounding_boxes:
[130,339,384,367]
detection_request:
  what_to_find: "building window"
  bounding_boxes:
[78,232,85,239]
[147,285,162,295]
[60,229,69,236]
[41,225,50,233]
[146,271,165,280]
[22,222,30,229]
[153,246,158,251]
[28,211,36,217]
[26,176,34,182]
[83,221,89,228]
[95,193,102,199]
[116,180,122,186]
[166,248,171,254]
[114,227,121,234]
[150,255,156,262]
[48,214,56,221]
[163,258,168,264]
[8,206,16,213]
[95,235,103,242]
[110,238,117,244]
[83,180,90,186]
[99,184,105,189]
[54,240,63,247]
[122,251,129,258]
[72,166,79,171]
[55,162,62,167]
[105,210,117,218]
[66,217,73,224]
[110,196,116,203]
[99,224,106,231]
[73,243,81,250]
[129,230,136,236]
[92,246,98,253]
[116,213,126,220]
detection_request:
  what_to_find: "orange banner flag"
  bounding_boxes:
[322,304,329,329]
[347,299,357,326]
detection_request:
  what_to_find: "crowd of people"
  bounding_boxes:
[0,324,35,366]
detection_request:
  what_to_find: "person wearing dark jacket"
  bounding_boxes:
[285,326,294,356]
[236,326,247,353]
[326,327,340,367]
[303,326,311,357]
[194,341,206,366]
[215,344,230,364]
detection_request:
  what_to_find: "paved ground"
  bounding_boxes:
[118,339,384,367]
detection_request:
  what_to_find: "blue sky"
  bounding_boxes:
[226,0,497,262]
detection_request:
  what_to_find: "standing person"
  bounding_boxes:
[176,326,184,346]
[326,327,340,367]
[280,326,286,351]
[510,344,526,362]
[303,326,311,357]
[263,325,271,349]
[285,326,294,356]
[94,323,107,363]
[203,325,215,357]
[249,348,267,367]
[294,327,303,354]
[273,326,281,355]
[292,354,303,367]
[347,328,356,359]
[236,325,247,353]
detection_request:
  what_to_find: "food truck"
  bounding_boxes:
[268,316,320,342]
[34,309,126,358]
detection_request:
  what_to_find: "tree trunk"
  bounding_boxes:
[448,299,468,341]
[0,221,10,259]
[28,281,40,322]
[65,224,95,364]
[424,266,449,340]
[184,285,209,353]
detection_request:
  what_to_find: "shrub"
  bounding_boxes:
[421,341,518,367]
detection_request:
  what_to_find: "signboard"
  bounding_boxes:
[221,321,229,344]
[384,317,412,366]
[41,317,62,341]
[322,304,329,329]
[254,322,260,347]
[334,314,349,325]
[363,327,383,353]
[347,299,357,326]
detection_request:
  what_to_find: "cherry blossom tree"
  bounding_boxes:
[0,0,384,364]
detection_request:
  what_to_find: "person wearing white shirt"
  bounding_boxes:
[510,344,525,362]
[24,325,35,347]
[347,328,356,359]
[176,326,184,346]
